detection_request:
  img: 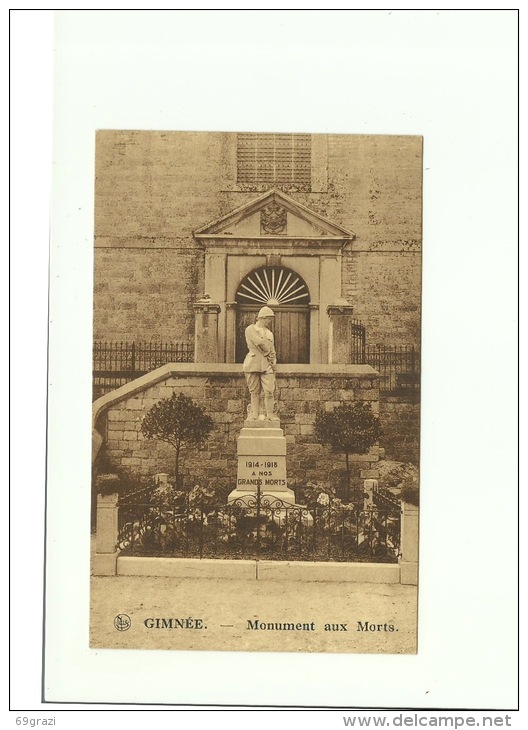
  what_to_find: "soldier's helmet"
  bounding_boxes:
[257,306,275,318]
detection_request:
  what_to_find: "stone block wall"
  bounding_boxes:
[325,134,422,248]
[342,251,422,346]
[94,248,202,341]
[93,129,219,342]
[379,391,421,466]
[94,364,380,496]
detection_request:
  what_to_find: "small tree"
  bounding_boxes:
[141,392,214,487]
[314,401,382,502]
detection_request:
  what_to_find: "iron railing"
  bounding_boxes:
[372,484,401,511]
[352,343,420,392]
[350,320,366,365]
[92,338,420,397]
[93,340,194,398]
[117,490,400,563]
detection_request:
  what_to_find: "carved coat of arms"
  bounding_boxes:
[260,202,287,235]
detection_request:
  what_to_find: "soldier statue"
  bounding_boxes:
[243,305,279,422]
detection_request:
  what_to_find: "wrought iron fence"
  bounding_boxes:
[351,342,420,392]
[372,484,401,511]
[350,320,366,365]
[93,340,194,398]
[117,491,401,563]
[93,338,419,397]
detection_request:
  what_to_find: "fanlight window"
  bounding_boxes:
[236,266,310,307]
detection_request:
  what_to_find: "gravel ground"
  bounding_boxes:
[90,574,417,654]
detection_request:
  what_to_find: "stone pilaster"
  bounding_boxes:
[327,299,354,364]
[93,493,120,576]
[193,301,221,363]
[399,501,419,585]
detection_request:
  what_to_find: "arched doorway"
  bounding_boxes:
[235,266,310,364]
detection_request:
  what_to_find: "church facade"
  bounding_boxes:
[93,131,422,362]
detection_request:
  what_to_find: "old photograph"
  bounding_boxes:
[12,6,514,713]
[90,130,422,654]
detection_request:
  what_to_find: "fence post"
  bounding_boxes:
[93,493,120,576]
[399,500,419,585]
[363,478,377,510]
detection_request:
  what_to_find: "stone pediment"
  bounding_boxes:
[194,189,354,242]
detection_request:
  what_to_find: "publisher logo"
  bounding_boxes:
[114,614,131,631]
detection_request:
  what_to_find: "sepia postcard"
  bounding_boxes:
[90,129,422,656]
[37,9,518,710]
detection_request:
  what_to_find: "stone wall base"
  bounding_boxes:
[115,556,401,583]
[118,556,256,580]
[256,561,400,583]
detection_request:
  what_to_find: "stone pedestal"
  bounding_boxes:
[228,420,295,503]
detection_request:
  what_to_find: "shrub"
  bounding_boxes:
[314,401,382,502]
[95,473,121,496]
[401,484,419,507]
[141,392,214,487]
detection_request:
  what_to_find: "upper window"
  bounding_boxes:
[236,133,312,191]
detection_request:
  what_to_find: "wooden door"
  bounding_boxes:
[236,306,310,364]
